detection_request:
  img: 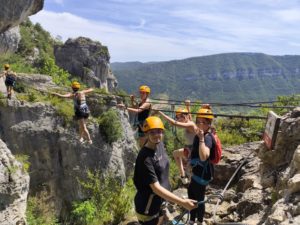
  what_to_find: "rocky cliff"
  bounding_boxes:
[0,26,21,54]
[0,139,30,225]
[122,108,300,225]
[54,37,118,92]
[0,0,44,54]
[0,73,137,218]
[168,108,300,225]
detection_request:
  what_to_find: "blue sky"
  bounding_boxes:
[30,0,300,62]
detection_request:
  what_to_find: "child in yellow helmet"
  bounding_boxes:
[133,116,197,225]
[0,64,17,99]
[188,104,215,224]
[154,100,197,185]
[51,81,94,144]
[117,85,151,146]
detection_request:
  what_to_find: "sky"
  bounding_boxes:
[30,0,300,62]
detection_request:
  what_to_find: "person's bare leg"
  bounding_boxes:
[173,148,186,177]
[82,119,92,144]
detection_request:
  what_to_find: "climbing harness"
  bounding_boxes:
[171,152,253,225]
[171,194,223,225]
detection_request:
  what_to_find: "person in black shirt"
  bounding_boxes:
[117,85,151,147]
[188,105,215,225]
[134,116,197,225]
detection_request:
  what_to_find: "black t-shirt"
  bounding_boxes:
[190,133,215,181]
[133,142,170,216]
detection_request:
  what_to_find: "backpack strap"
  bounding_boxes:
[190,159,214,185]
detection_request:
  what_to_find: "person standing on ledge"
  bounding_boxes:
[0,64,17,99]
[51,81,94,144]
[134,116,197,225]
[117,85,151,147]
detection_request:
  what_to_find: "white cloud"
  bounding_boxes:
[53,0,64,5]
[30,0,300,62]
[275,9,300,22]
[30,11,205,62]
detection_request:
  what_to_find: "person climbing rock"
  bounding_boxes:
[154,100,197,185]
[0,64,17,99]
[51,81,94,144]
[117,85,151,147]
[133,116,197,225]
[188,105,216,225]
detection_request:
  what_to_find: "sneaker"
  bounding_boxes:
[88,140,93,145]
[180,175,189,185]
[79,137,85,143]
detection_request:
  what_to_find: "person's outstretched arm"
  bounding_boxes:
[185,100,193,121]
[157,110,195,129]
[117,102,151,114]
[82,88,94,94]
[150,182,197,211]
[51,92,73,98]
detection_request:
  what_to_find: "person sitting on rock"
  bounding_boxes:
[133,116,197,225]
[0,64,17,99]
[117,85,151,147]
[154,100,197,185]
[51,81,94,144]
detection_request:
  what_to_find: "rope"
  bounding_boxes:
[212,152,254,223]
[27,85,298,110]
[105,91,300,108]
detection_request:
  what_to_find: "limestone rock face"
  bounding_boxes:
[0,0,43,33]
[54,37,118,92]
[0,26,21,54]
[258,108,300,225]
[0,73,136,217]
[0,0,43,54]
[0,139,30,225]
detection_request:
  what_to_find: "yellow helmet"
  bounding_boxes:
[4,64,9,70]
[143,116,165,132]
[175,108,188,116]
[197,107,214,119]
[139,85,151,94]
[71,81,80,89]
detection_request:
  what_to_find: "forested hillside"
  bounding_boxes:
[112,53,300,103]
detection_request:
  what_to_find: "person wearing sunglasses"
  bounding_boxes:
[117,85,151,146]
[188,105,215,225]
[134,116,197,225]
[154,100,197,185]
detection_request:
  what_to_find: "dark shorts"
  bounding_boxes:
[183,145,192,158]
[74,111,89,120]
[5,79,15,87]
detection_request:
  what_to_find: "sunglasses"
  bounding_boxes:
[176,115,184,120]
[196,120,208,125]
[149,129,163,135]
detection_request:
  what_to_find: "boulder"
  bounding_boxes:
[54,37,118,92]
[0,26,21,54]
[0,74,136,217]
[0,139,29,225]
[0,0,43,33]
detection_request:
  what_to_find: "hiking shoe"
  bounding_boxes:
[180,175,189,185]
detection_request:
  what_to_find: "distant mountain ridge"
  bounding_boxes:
[111,53,300,103]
